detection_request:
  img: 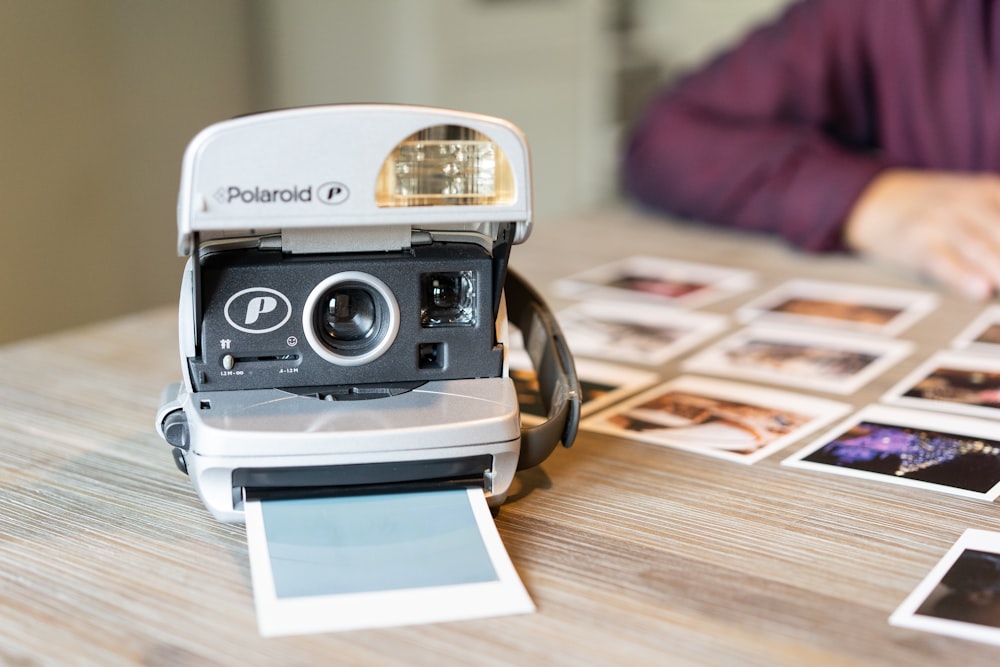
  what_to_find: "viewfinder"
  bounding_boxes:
[421,271,477,327]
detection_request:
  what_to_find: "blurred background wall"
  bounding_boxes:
[0,0,790,345]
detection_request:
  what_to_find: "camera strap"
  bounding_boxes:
[504,268,580,469]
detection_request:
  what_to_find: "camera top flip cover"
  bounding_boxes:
[157,104,579,522]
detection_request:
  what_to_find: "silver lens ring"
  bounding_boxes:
[302,271,400,366]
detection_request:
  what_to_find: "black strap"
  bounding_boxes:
[504,268,580,469]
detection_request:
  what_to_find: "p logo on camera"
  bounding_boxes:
[224,288,292,334]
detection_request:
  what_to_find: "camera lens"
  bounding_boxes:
[321,286,377,343]
[303,272,400,366]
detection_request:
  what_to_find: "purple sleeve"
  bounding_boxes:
[622,0,891,252]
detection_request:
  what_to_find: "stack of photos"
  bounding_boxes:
[549,266,934,465]
[550,259,1000,646]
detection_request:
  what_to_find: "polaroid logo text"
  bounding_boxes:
[224,287,292,334]
[225,185,313,204]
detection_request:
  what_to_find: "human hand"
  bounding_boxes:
[843,169,1000,299]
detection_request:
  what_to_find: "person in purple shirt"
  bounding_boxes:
[623,0,1000,299]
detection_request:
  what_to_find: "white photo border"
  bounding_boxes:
[952,305,1000,353]
[782,405,1000,501]
[245,488,534,637]
[582,375,852,464]
[554,255,756,309]
[735,278,938,337]
[682,325,914,395]
[558,299,729,366]
[883,350,1000,420]
[890,529,1000,646]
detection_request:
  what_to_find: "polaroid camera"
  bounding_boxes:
[155,105,579,522]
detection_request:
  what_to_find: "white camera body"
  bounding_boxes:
[156,105,578,522]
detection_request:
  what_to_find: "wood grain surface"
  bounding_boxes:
[2,208,999,666]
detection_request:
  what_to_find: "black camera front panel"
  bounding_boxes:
[190,242,503,393]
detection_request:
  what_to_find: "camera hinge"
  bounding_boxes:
[280,226,412,254]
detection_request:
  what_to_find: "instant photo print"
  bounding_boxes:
[156,105,579,522]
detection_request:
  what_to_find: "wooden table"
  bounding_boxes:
[3,207,999,666]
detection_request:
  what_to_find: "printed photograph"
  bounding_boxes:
[582,376,851,464]
[244,488,534,636]
[884,351,1000,419]
[682,325,913,394]
[953,305,1000,352]
[783,405,1000,500]
[736,279,937,336]
[891,529,1000,646]
[557,299,729,366]
[509,352,659,421]
[554,255,756,309]
[976,325,1000,347]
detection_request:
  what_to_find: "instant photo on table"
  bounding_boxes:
[553,255,756,309]
[883,350,1000,420]
[734,278,938,337]
[581,375,851,464]
[682,324,914,395]
[783,405,1000,501]
[245,488,534,636]
[891,529,1000,646]
[556,299,728,366]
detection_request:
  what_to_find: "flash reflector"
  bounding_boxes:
[376,125,515,207]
